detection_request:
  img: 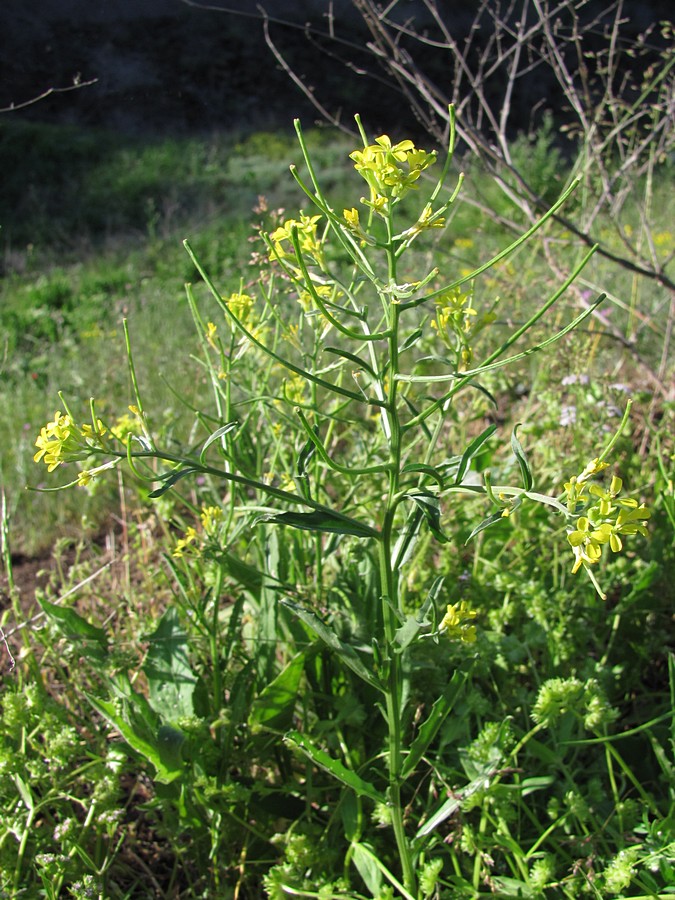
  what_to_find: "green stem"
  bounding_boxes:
[377,230,417,893]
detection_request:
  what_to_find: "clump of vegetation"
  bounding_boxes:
[1,106,671,899]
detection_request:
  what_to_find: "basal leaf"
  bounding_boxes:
[249,651,306,731]
[38,596,108,661]
[143,607,197,722]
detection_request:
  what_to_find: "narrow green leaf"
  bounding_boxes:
[38,596,108,660]
[296,428,318,479]
[249,651,306,731]
[511,424,533,491]
[407,492,449,543]
[281,599,381,690]
[399,327,424,353]
[199,421,238,461]
[464,510,506,543]
[455,424,497,485]
[143,607,197,722]
[262,509,377,538]
[402,462,446,489]
[285,730,385,803]
[324,346,376,378]
[148,467,200,498]
[403,663,471,779]
[416,764,494,838]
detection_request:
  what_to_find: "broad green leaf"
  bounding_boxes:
[220,553,263,599]
[511,424,533,491]
[349,842,416,900]
[402,662,471,779]
[281,599,381,691]
[85,692,183,784]
[249,651,306,731]
[351,842,383,896]
[285,730,385,804]
[262,509,377,538]
[37,596,108,661]
[143,607,197,722]
[455,423,497,485]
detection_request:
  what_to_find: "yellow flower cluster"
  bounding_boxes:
[34,411,106,472]
[440,600,478,643]
[350,135,436,210]
[269,214,324,267]
[173,506,225,559]
[431,288,490,367]
[225,292,254,325]
[564,460,650,574]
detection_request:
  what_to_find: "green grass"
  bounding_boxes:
[0,119,673,899]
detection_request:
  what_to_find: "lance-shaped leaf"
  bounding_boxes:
[38,596,108,661]
[199,421,239,461]
[511,424,533,491]
[285,730,385,804]
[406,491,449,543]
[455,423,497,485]
[465,510,506,543]
[148,467,200,498]
[249,651,306,731]
[416,761,496,839]
[262,509,378,538]
[402,661,472,779]
[281,599,381,690]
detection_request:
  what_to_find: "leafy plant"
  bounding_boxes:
[24,110,668,899]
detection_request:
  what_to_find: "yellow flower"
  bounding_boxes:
[567,517,605,573]
[440,600,478,643]
[173,526,199,559]
[343,207,360,231]
[269,214,324,266]
[225,292,254,324]
[206,321,218,347]
[200,505,223,535]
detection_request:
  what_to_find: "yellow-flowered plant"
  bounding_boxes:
[32,112,655,897]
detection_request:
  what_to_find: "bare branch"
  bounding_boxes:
[0,78,98,114]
